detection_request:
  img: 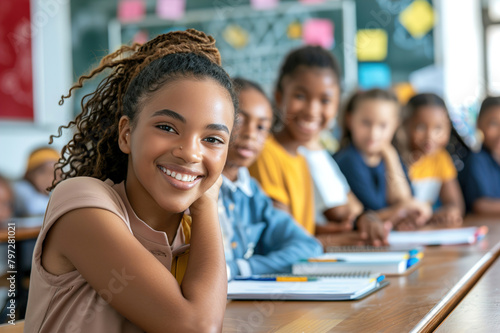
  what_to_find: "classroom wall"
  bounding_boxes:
[0,0,486,179]
[0,0,73,179]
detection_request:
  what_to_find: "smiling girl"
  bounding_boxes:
[24,29,237,333]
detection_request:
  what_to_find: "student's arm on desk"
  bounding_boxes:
[428,179,464,227]
[472,198,500,215]
[316,191,363,233]
[356,211,391,246]
[43,198,226,332]
[232,192,322,276]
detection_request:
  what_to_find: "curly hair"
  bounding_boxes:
[49,29,238,191]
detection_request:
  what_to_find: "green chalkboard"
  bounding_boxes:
[69,0,435,115]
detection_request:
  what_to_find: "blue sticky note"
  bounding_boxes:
[358,63,391,90]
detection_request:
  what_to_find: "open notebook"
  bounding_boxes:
[227,273,388,301]
[388,226,488,246]
[292,248,423,276]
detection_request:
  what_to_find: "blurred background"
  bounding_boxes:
[0,0,498,179]
[0,0,499,321]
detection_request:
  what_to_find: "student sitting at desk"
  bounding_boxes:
[13,147,61,217]
[334,89,432,233]
[0,175,13,224]
[400,93,464,226]
[220,78,322,280]
[25,29,235,332]
[460,96,500,214]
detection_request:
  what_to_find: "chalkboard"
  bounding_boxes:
[355,0,435,83]
[69,0,436,115]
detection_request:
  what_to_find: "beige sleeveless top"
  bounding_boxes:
[24,177,191,333]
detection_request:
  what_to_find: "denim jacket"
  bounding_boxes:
[219,168,323,279]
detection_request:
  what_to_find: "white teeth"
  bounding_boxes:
[298,120,320,130]
[159,166,198,182]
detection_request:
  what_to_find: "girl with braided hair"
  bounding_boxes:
[24,29,237,332]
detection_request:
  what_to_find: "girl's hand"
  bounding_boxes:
[381,144,398,160]
[357,212,392,246]
[401,200,432,227]
[428,206,463,228]
[189,175,222,216]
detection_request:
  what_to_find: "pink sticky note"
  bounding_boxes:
[117,0,145,23]
[133,30,149,44]
[299,0,326,3]
[250,0,279,10]
[303,19,334,49]
[156,0,186,20]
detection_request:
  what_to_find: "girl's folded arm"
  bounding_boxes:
[46,207,225,333]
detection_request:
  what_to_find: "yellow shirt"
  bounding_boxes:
[249,136,315,234]
[409,149,457,204]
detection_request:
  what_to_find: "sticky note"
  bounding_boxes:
[358,63,391,90]
[287,21,302,40]
[299,0,326,4]
[222,24,249,49]
[356,29,388,61]
[132,30,149,45]
[399,0,435,39]
[303,19,334,49]
[393,82,415,104]
[117,0,145,23]
[250,0,279,10]
[156,0,186,20]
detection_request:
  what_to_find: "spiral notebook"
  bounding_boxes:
[387,226,488,246]
[227,273,388,301]
[293,247,423,276]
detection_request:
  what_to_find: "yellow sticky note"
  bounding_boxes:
[222,24,249,49]
[393,82,415,104]
[356,29,388,61]
[287,21,302,40]
[399,0,435,39]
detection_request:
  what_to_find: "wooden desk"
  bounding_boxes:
[435,243,500,332]
[0,227,40,243]
[223,217,500,333]
[0,217,42,242]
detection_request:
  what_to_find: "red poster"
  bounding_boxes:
[0,0,33,120]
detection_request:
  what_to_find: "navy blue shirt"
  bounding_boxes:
[459,146,500,212]
[334,144,410,211]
